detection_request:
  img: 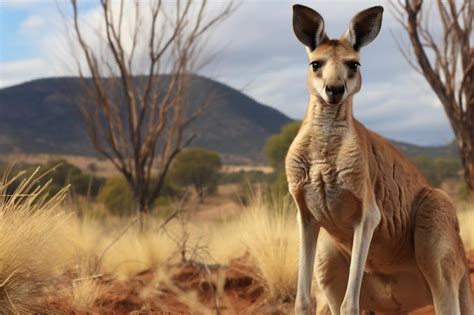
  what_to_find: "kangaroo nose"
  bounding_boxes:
[325,85,345,97]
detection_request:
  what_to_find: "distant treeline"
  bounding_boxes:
[411,155,462,187]
[0,160,104,198]
[0,143,465,216]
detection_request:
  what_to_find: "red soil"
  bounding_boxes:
[41,255,291,314]
[41,251,474,314]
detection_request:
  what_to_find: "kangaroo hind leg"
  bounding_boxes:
[414,189,470,315]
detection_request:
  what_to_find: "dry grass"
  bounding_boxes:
[457,202,474,250]
[58,189,300,305]
[0,168,68,313]
[100,226,176,278]
[63,217,178,279]
[234,195,474,303]
[69,271,106,310]
[207,220,247,265]
[1,165,473,313]
[238,191,298,301]
[57,193,473,311]
[155,267,217,315]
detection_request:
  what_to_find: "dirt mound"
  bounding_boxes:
[40,255,290,314]
[39,250,474,314]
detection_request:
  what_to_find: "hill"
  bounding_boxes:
[0,76,290,163]
[0,75,457,163]
[392,140,458,160]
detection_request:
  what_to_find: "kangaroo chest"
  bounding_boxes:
[287,125,365,237]
[304,157,363,235]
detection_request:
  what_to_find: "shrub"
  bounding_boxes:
[219,170,274,184]
[0,160,105,198]
[170,148,222,202]
[412,155,462,187]
[264,121,300,172]
[264,121,300,196]
[97,177,135,216]
[97,176,180,216]
[69,174,105,197]
[42,160,104,197]
[269,171,289,195]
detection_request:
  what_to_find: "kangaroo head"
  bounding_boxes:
[293,5,383,106]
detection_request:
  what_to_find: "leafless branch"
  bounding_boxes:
[68,0,235,222]
[390,0,474,198]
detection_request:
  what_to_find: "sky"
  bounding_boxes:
[0,0,454,146]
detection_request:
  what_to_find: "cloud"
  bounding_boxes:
[199,0,453,145]
[0,58,50,87]
[19,15,45,33]
[0,0,46,8]
[0,0,454,145]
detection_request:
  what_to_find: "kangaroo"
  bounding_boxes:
[286,4,473,315]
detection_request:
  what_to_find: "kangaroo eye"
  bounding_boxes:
[310,61,322,71]
[347,61,360,70]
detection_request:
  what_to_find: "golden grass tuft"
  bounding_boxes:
[100,226,176,278]
[0,168,68,313]
[62,216,177,280]
[238,191,298,301]
[457,202,474,250]
[64,256,108,310]
[70,276,105,310]
[207,220,247,265]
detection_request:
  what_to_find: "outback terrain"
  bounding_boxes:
[1,0,472,312]
[0,77,471,314]
[1,177,472,314]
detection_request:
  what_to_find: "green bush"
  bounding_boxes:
[97,176,181,216]
[270,171,289,194]
[264,121,300,195]
[42,160,104,197]
[97,176,135,216]
[219,170,274,184]
[0,160,105,198]
[412,155,461,187]
[170,148,222,202]
[264,121,300,172]
[69,174,105,197]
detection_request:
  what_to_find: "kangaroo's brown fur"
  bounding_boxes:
[288,4,472,315]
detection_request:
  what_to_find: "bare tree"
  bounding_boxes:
[392,0,473,199]
[68,0,233,223]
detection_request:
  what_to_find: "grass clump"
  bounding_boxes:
[239,190,298,301]
[457,202,474,250]
[0,168,68,313]
[64,216,177,280]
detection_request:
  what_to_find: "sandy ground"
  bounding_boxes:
[40,251,474,314]
[42,255,280,314]
[0,153,272,178]
[4,158,465,314]
[39,186,474,314]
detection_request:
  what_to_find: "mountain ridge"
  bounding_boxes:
[0,75,456,163]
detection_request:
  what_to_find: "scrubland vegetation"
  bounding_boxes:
[0,161,472,313]
[0,167,296,312]
[0,126,472,313]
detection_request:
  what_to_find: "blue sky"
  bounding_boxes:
[1,4,32,61]
[0,0,454,146]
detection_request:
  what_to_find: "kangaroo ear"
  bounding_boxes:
[341,6,383,51]
[293,4,328,51]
